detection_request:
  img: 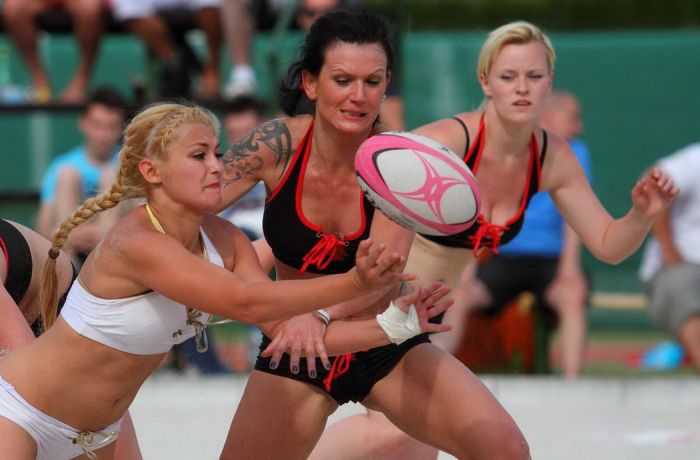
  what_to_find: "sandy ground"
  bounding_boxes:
[129,374,700,460]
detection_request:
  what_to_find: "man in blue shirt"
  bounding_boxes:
[36,87,127,260]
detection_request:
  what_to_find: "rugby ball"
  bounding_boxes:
[355,131,480,236]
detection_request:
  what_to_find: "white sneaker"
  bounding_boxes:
[223,66,256,99]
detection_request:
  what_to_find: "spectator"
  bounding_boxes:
[35,86,128,263]
[639,142,700,370]
[111,0,223,98]
[438,90,592,378]
[2,0,105,103]
[219,95,267,239]
[221,0,257,99]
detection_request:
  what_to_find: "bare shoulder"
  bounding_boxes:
[414,111,480,155]
[539,128,582,192]
[201,214,251,271]
[222,115,311,186]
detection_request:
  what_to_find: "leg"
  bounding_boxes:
[545,282,587,378]
[221,0,256,98]
[220,370,337,460]
[0,416,37,459]
[310,409,438,460]
[365,344,529,460]
[195,6,223,98]
[123,16,177,61]
[678,314,700,370]
[114,410,143,460]
[61,0,105,102]
[2,0,52,99]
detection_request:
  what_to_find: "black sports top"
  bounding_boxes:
[262,121,375,274]
[422,114,548,254]
[0,218,32,305]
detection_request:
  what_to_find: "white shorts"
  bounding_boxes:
[0,376,122,460]
[112,0,221,22]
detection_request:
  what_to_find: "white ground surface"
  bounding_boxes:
[130,374,700,460]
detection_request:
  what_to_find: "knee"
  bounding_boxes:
[371,421,416,457]
[497,431,530,460]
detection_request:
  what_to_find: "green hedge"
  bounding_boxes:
[365,0,700,31]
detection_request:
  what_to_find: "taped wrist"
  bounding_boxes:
[376,300,422,345]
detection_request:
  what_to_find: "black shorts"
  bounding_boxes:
[0,218,32,305]
[476,254,584,325]
[254,333,431,405]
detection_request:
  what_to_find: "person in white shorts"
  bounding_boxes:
[639,142,700,369]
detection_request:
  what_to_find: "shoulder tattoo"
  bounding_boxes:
[222,119,293,185]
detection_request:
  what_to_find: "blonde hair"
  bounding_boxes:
[477,21,556,81]
[40,102,220,330]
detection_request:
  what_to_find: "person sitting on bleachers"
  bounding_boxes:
[111,0,223,98]
[2,0,106,103]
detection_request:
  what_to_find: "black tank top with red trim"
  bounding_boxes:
[262,121,375,274]
[422,115,548,254]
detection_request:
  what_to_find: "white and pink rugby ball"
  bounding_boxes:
[355,131,481,236]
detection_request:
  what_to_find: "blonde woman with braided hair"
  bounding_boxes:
[0,102,436,459]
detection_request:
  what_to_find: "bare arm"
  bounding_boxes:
[220,118,296,210]
[0,287,35,350]
[117,220,408,325]
[545,138,678,264]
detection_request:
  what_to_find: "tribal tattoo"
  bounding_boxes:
[222,119,293,186]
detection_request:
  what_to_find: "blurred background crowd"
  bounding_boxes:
[1,0,699,377]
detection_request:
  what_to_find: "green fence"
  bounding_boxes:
[1,29,699,291]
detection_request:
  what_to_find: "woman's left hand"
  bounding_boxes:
[260,314,330,378]
[631,167,679,221]
[392,282,454,335]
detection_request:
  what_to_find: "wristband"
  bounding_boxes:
[314,308,331,326]
[376,300,422,345]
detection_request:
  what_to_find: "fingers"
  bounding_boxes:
[304,336,317,378]
[289,337,302,374]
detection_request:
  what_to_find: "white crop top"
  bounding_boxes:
[61,230,225,355]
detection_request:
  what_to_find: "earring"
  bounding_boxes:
[382,94,387,101]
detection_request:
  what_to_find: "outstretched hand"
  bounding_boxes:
[352,239,414,291]
[631,167,679,221]
[393,282,453,334]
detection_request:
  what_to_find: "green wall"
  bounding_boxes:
[2,30,699,291]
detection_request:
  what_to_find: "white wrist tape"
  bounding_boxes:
[376,300,422,345]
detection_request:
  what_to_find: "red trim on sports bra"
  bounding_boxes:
[292,122,370,272]
[0,237,9,285]
[466,116,540,255]
[265,121,313,204]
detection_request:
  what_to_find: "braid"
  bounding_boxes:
[40,102,219,330]
[40,183,130,330]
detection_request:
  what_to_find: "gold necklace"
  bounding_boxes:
[144,202,214,353]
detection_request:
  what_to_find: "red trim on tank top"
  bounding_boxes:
[265,121,313,204]
[293,125,368,240]
[466,114,540,253]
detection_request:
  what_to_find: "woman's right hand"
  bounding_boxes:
[394,282,454,334]
[351,239,414,291]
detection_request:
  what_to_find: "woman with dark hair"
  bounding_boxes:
[309,20,678,460]
[218,10,529,460]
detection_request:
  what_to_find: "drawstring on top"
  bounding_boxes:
[73,429,120,459]
[468,214,509,257]
[301,232,348,273]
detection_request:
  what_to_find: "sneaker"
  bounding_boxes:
[641,341,685,371]
[223,66,256,100]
